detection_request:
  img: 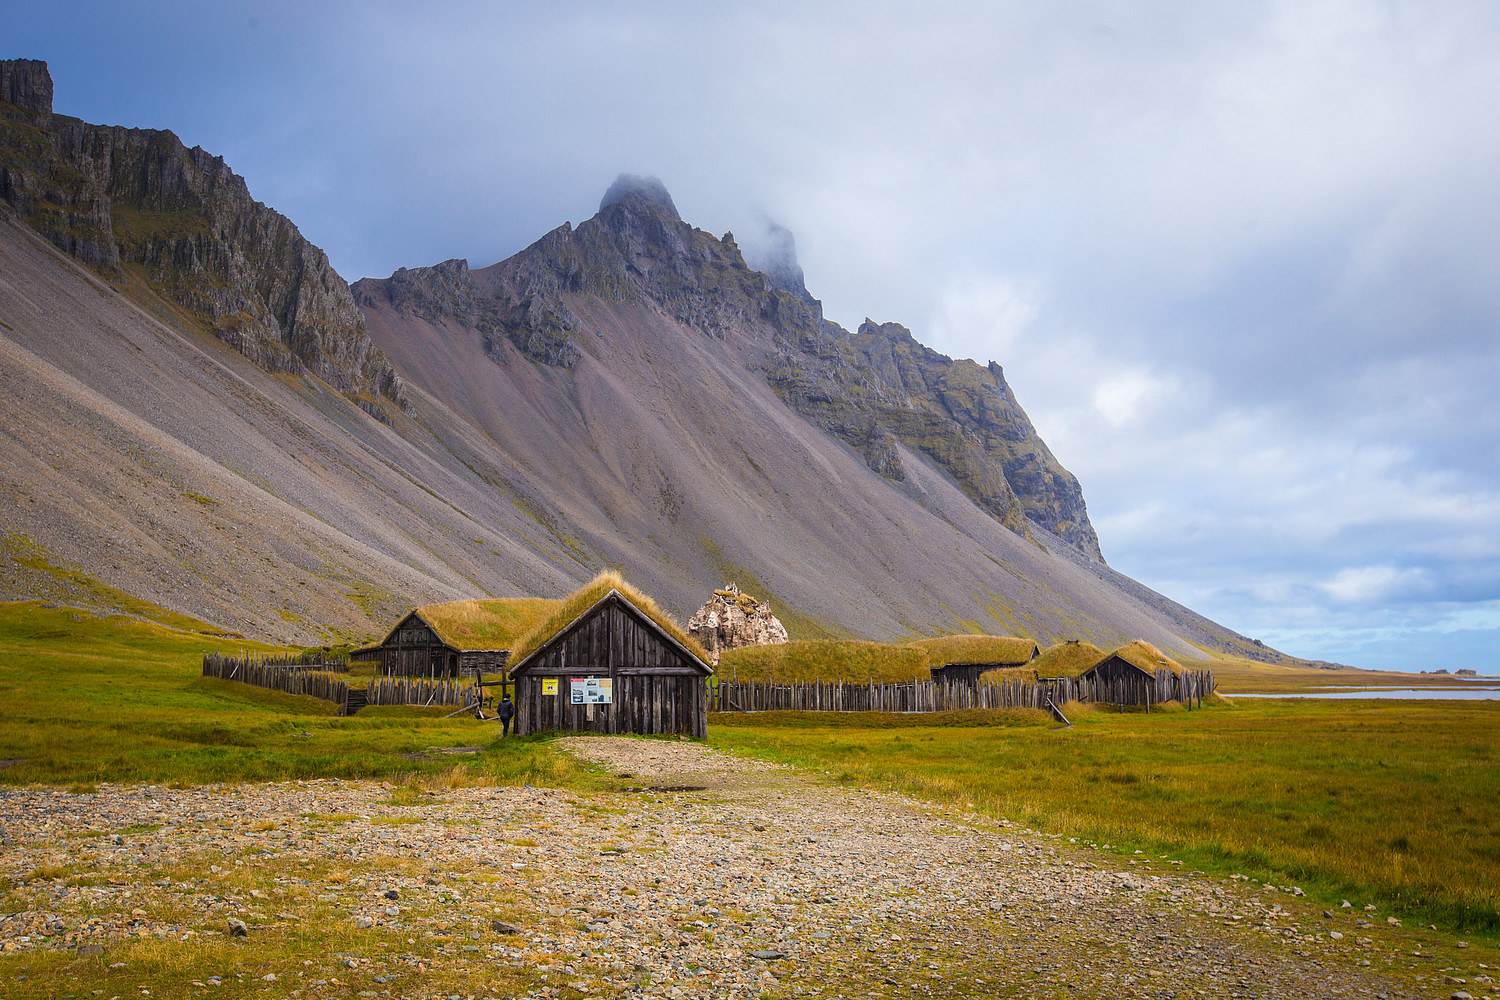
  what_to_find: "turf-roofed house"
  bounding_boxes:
[505,573,714,738]
[353,598,559,680]
[909,635,1041,685]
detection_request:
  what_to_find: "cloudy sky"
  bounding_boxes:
[14,1,1500,670]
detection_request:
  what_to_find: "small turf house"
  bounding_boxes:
[912,635,1040,685]
[1078,640,1184,702]
[505,573,714,738]
[353,598,559,680]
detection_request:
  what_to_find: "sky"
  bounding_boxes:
[11,1,1500,670]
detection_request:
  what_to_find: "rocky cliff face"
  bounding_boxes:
[0,59,405,408]
[354,174,1103,559]
[688,584,790,666]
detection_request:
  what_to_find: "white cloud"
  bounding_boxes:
[15,0,1500,670]
[928,275,1043,360]
[1320,566,1430,604]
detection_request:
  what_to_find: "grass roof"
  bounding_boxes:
[412,597,560,651]
[506,571,709,672]
[1104,639,1185,676]
[976,665,1038,686]
[1030,640,1107,678]
[907,634,1038,666]
[719,640,930,684]
[355,597,558,653]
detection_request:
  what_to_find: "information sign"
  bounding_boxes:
[569,677,613,705]
[541,678,558,696]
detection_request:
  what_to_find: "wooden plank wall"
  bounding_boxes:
[516,673,706,738]
[515,599,708,738]
[368,615,462,679]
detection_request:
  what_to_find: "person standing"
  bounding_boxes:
[497,693,515,736]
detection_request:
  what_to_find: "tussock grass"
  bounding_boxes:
[711,698,1500,934]
[907,634,1038,666]
[507,571,708,668]
[718,640,930,683]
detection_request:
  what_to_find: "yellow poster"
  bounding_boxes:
[542,678,558,696]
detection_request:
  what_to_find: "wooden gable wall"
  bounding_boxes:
[513,594,708,737]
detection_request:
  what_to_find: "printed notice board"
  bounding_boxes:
[570,677,612,705]
[541,678,558,696]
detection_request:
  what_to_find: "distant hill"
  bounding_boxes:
[0,60,1281,662]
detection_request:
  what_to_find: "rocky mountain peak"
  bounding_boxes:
[599,173,680,220]
[0,59,407,411]
[743,221,812,301]
[0,58,52,118]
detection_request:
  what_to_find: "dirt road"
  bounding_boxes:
[0,737,1484,999]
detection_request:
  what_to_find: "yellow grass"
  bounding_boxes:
[1030,640,1106,677]
[718,640,930,683]
[976,665,1037,685]
[907,634,1038,666]
[1109,638,1185,675]
[406,597,560,651]
[506,571,708,669]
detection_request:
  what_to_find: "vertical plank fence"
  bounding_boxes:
[365,677,482,709]
[711,669,1214,714]
[201,652,350,704]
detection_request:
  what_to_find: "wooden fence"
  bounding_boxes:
[712,668,1215,715]
[1039,668,1214,710]
[201,653,350,703]
[713,677,1051,713]
[366,676,482,709]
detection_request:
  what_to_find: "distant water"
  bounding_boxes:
[1230,688,1500,700]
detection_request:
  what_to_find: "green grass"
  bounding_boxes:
[2,533,243,635]
[709,698,1500,935]
[906,634,1038,666]
[718,639,930,682]
[1200,653,1499,693]
[0,601,592,787]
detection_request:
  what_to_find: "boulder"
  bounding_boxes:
[688,584,789,666]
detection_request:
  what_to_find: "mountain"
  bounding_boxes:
[0,58,404,410]
[0,60,1277,661]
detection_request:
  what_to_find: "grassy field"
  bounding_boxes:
[1201,654,1498,693]
[0,601,584,787]
[709,697,1500,936]
[4,596,1496,942]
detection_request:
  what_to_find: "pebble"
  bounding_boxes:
[0,738,1443,999]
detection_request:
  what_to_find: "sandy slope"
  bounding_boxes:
[0,209,1261,655]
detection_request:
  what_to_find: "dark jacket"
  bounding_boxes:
[497,698,515,720]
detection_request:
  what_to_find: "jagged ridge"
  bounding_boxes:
[0,59,405,409]
[356,175,1102,560]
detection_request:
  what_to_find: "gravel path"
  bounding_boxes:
[0,737,1489,999]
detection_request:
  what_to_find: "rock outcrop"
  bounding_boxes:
[355,174,1103,559]
[688,584,789,666]
[0,59,406,409]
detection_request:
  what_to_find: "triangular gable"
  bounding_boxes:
[507,589,713,678]
[352,609,444,657]
[1082,654,1157,680]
